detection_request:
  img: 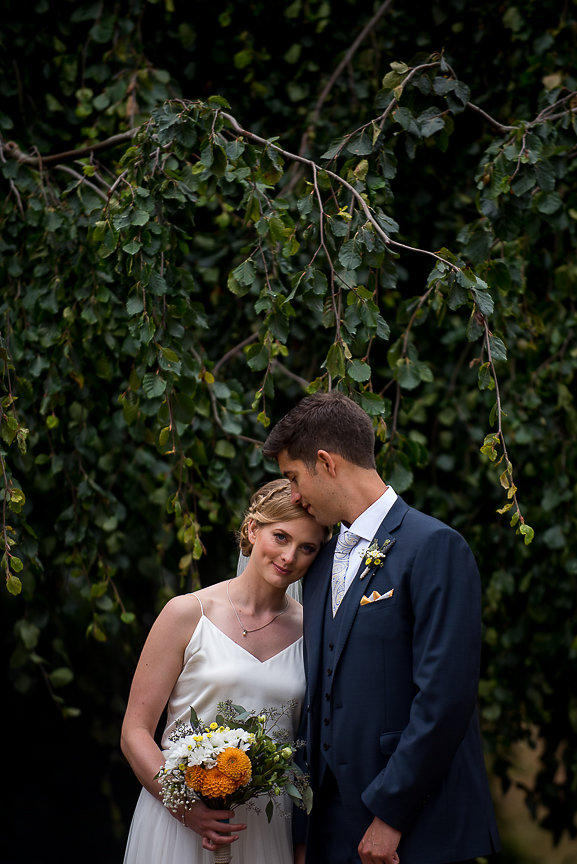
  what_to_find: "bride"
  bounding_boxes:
[121,478,329,864]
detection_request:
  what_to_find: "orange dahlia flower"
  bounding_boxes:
[217,747,252,783]
[184,765,205,791]
[201,767,238,798]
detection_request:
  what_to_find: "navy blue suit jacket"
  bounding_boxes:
[300,496,500,863]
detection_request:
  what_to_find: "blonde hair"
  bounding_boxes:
[238,478,330,555]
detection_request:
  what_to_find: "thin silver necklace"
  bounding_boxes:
[226,580,289,637]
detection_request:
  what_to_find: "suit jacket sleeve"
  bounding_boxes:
[361,522,482,832]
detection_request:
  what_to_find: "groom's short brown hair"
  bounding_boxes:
[262,392,376,470]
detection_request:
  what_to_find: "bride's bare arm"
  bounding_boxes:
[121,594,201,796]
[120,594,246,845]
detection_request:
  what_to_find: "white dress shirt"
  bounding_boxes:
[336,485,398,599]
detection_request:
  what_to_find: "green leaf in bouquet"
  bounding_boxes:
[301,785,314,814]
[284,781,301,799]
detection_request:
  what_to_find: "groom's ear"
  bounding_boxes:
[317,449,338,477]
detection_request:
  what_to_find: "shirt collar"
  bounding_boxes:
[339,486,398,543]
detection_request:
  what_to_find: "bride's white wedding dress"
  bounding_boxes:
[123,598,305,864]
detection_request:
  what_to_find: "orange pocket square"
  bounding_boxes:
[360,588,394,605]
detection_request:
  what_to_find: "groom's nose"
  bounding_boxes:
[290,487,301,504]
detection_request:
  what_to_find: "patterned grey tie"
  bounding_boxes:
[331,530,360,615]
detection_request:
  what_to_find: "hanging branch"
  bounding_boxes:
[220,110,459,272]
[0,330,28,594]
[479,317,534,543]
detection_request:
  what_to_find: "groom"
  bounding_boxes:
[263,392,500,864]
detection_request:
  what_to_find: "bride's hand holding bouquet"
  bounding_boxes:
[156,700,312,863]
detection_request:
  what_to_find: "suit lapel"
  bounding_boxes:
[331,496,409,670]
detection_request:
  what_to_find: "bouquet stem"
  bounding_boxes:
[212,817,232,863]
[212,846,232,864]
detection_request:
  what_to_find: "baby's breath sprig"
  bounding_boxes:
[156,700,312,825]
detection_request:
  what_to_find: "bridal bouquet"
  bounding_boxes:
[156,700,312,862]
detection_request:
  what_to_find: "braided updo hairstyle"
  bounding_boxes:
[238,478,329,556]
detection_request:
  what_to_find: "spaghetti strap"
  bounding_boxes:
[192,592,204,617]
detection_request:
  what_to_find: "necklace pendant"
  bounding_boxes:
[226,579,289,639]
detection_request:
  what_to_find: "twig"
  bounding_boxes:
[482,317,524,524]
[107,169,131,200]
[190,344,263,446]
[283,0,392,195]
[54,165,109,201]
[508,130,528,184]
[401,283,437,357]
[212,333,259,377]
[270,360,310,389]
[376,60,442,130]
[220,111,458,272]
[534,90,577,122]
[284,0,394,193]
[311,163,341,337]
[307,0,394,137]
[3,128,139,166]
[530,106,577,124]
[466,102,517,134]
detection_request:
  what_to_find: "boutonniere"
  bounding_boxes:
[359,538,396,580]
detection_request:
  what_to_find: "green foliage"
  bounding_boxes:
[1,0,576,850]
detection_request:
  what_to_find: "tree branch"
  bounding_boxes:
[466,102,520,134]
[270,360,310,389]
[308,0,394,136]
[212,333,259,377]
[54,165,108,201]
[284,0,394,192]
[220,111,458,271]
[482,317,529,532]
[3,128,139,166]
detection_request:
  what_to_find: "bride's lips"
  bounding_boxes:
[273,562,291,576]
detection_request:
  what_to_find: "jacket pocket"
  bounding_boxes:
[379,730,402,755]
[359,593,398,613]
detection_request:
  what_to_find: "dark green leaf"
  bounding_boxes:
[489,334,507,362]
[338,240,362,270]
[325,343,345,379]
[142,373,166,398]
[347,359,371,382]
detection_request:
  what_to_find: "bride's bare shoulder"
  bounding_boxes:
[161,582,227,617]
[156,592,204,630]
[193,581,228,614]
